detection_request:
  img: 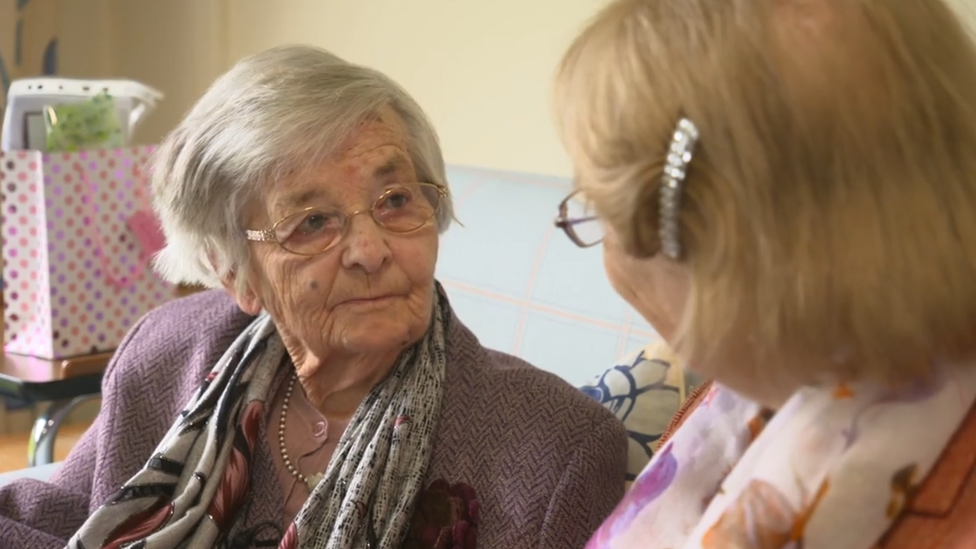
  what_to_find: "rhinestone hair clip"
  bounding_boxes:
[659,117,700,260]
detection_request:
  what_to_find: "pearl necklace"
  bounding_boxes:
[278,373,325,491]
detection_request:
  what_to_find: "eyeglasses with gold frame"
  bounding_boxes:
[245,183,447,256]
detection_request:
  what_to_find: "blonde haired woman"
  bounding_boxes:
[551,0,976,547]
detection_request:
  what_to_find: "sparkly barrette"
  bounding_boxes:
[658,117,700,260]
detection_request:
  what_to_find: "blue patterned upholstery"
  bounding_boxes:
[580,341,706,484]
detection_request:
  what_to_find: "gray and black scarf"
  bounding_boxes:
[69,288,449,549]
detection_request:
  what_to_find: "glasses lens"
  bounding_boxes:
[373,184,440,232]
[564,195,604,246]
[276,208,344,254]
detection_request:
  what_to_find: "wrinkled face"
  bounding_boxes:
[231,109,439,361]
[600,225,690,346]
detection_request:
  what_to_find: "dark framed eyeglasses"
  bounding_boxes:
[554,189,604,248]
[245,182,447,256]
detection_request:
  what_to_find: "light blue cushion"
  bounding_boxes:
[436,165,661,385]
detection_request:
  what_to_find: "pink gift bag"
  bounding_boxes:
[1,146,176,359]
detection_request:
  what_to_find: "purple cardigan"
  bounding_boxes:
[0,290,627,548]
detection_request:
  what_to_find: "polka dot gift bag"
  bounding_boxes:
[1,146,176,359]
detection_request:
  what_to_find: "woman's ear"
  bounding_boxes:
[222,271,263,316]
[209,248,263,316]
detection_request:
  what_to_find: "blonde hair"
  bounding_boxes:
[555,0,976,383]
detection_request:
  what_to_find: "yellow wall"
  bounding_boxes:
[53,0,610,177]
[225,0,609,177]
[48,0,976,178]
[53,0,226,148]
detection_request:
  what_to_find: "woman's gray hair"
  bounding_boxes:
[150,44,452,293]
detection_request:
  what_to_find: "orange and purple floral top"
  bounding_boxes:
[587,362,976,549]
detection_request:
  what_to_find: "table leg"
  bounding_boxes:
[27,396,96,467]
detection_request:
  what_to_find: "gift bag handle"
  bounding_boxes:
[74,157,152,289]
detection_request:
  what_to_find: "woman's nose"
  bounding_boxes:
[339,214,392,273]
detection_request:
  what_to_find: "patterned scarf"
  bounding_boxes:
[587,361,976,549]
[68,289,448,549]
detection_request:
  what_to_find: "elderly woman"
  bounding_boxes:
[552,0,976,548]
[0,45,627,549]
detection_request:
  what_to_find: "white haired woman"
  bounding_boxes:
[0,45,627,549]
[553,0,976,548]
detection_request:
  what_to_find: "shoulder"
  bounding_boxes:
[883,395,976,548]
[118,289,250,357]
[441,315,626,457]
[433,316,627,547]
[102,289,253,416]
[82,290,254,506]
[481,348,620,428]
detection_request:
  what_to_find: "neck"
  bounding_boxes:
[718,375,795,410]
[285,344,401,421]
[690,357,798,411]
[682,339,802,410]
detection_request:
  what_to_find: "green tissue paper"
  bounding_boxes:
[44,92,124,152]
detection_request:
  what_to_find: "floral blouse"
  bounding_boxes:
[587,362,976,549]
